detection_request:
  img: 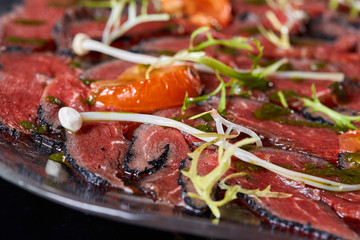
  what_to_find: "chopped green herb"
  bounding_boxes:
[80,78,98,86]
[6,36,47,46]
[19,121,48,133]
[310,61,328,71]
[194,124,215,132]
[80,97,95,106]
[291,76,304,83]
[46,96,64,106]
[69,61,82,68]
[13,19,45,26]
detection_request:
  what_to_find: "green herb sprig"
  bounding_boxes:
[302,85,360,131]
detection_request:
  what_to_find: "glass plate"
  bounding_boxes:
[0,1,307,239]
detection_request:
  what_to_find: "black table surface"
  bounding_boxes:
[0,177,207,240]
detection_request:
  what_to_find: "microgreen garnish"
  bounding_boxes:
[149,28,286,113]
[101,0,170,44]
[258,0,306,49]
[277,90,288,108]
[46,96,65,106]
[182,138,291,219]
[302,85,360,131]
[189,27,253,52]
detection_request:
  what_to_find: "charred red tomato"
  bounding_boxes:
[90,64,202,113]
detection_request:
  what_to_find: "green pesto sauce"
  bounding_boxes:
[6,36,47,46]
[253,103,292,120]
[269,90,299,103]
[194,124,215,132]
[253,103,343,132]
[19,121,48,133]
[45,96,64,106]
[234,161,264,172]
[303,163,360,184]
[13,19,45,26]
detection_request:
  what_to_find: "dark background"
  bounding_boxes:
[0,178,205,240]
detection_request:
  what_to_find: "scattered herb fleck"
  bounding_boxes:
[46,96,64,106]
[13,19,45,26]
[19,121,49,133]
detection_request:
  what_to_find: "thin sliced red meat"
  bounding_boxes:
[0,50,74,133]
[124,124,191,205]
[65,122,131,192]
[221,97,341,163]
[40,72,89,133]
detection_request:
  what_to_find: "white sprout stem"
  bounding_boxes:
[107,13,170,44]
[210,110,262,147]
[73,34,344,81]
[74,34,158,64]
[102,0,170,44]
[272,71,345,82]
[59,107,360,192]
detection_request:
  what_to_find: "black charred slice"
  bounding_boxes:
[124,124,192,205]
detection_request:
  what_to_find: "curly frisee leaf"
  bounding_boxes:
[181,138,291,219]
